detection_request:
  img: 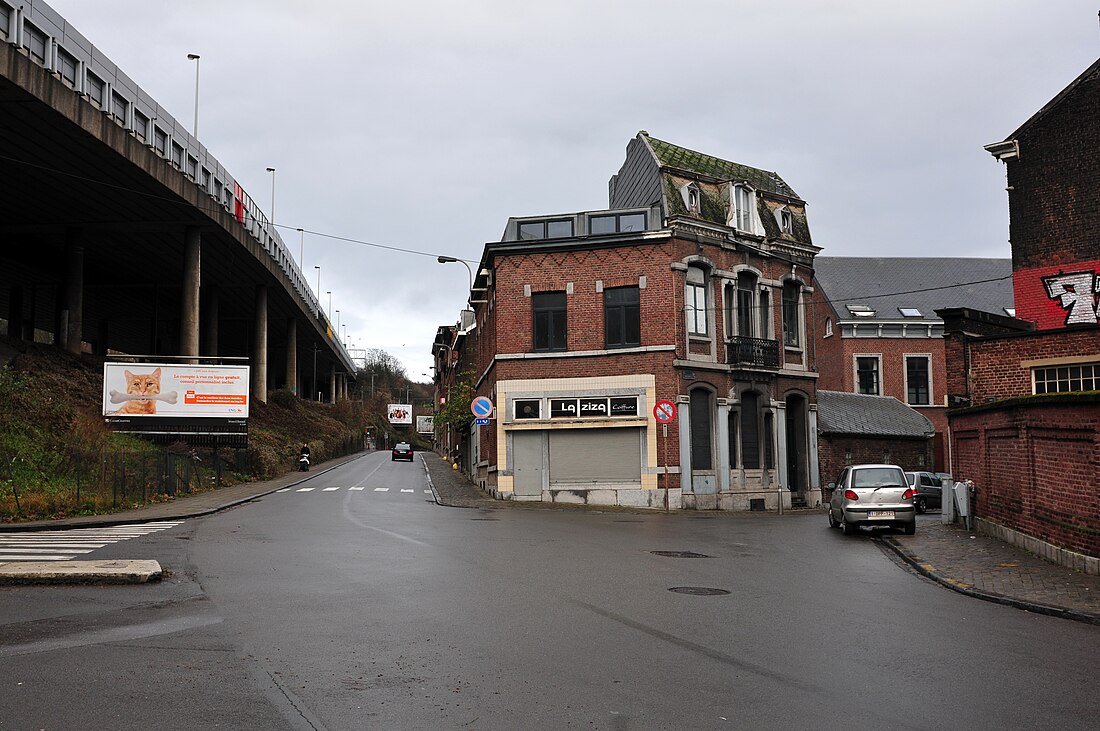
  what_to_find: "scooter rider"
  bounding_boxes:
[298,443,311,471]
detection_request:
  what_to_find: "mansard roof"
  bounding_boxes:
[641,133,802,200]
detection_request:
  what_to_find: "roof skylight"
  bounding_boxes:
[846,304,876,317]
[899,307,922,317]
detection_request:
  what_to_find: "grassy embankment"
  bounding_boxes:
[0,336,414,522]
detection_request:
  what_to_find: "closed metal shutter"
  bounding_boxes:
[549,428,640,484]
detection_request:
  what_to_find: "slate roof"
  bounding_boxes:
[817,391,934,438]
[813,257,1013,322]
[642,134,801,200]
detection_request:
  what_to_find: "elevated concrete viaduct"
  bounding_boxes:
[0,1,354,405]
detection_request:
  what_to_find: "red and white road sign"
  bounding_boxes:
[653,399,677,423]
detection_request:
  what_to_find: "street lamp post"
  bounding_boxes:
[437,256,473,302]
[297,228,304,268]
[335,310,340,335]
[314,266,321,299]
[266,167,276,224]
[187,54,200,137]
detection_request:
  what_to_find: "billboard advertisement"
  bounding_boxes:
[387,403,413,425]
[102,363,249,445]
[416,415,433,434]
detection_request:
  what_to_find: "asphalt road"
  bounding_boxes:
[1,451,1098,730]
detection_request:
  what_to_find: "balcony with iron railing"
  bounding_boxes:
[725,336,780,369]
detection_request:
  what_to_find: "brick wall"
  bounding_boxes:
[960,326,1100,403]
[950,399,1100,558]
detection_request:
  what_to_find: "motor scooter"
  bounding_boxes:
[298,453,310,472]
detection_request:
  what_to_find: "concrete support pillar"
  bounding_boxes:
[95,318,109,356]
[329,363,336,404]
[7,285,24,339]
[285,319,298,394]
[63,229,85,354]
[202,285,219,357]
[252,285,268,404]
[180,227,201,360]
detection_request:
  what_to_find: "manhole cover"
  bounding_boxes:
[651,551,713,558]
[669,587,730,596]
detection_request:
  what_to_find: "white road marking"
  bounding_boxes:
[349,486,365,491]
[0,521,183,562]
[322,487,340,491]
[297,487,315,492]
[401,489,414,493]
[374,488,389,492]
[276,488,290,492]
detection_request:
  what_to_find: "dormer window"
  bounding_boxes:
[729,184,758,234]
[681,184,701,214]
[775,206,793,234]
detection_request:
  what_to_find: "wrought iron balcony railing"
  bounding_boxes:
[725,336,780,369]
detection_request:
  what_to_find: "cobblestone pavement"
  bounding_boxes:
[5,450,1098,626]
[883,520,1100,625]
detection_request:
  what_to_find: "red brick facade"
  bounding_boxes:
[945,57,1100,562]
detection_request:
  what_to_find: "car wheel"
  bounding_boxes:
[841,518,857,536]
[916,496,927,514]
[903,521,916,536]
[828,508,840,529]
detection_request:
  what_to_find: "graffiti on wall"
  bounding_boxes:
[1015,259,1100,329]
[1043,270,1100,325]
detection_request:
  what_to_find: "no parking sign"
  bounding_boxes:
[471,396,494,419]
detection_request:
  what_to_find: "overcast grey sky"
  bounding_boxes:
[53,0,1100,381]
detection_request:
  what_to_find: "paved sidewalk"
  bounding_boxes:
[882,521,1100,626]
[3,449,1099,627]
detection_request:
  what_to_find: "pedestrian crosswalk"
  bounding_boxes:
[0,521,184,562]
[275,486,433,495]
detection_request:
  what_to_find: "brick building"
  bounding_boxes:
[811,257,1013,471]
[433,132,822,510]
[941,58,1100,571]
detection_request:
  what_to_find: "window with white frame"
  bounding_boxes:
[731,184,756,232]
[1033,362,1100,394]
[736,271,756,338]
[775,205,793,233]
[856,355,881,395]
[906,355,931,405]
[685,266,708,336]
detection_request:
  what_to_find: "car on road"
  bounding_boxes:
[391,442,414,462]
[827,463,917,535]
[904,471,947,513]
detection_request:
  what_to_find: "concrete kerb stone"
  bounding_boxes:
[0,559,162,585]
[880,535,1100,627]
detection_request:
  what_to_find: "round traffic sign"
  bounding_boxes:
[653,399,677,423]
[471,396,494,418]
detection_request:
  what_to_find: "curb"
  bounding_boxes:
[880,535,1100,627]
[0,453,369,533]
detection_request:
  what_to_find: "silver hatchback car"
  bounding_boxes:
[827,464,917,536]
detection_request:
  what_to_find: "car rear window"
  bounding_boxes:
[395,443,410,450]
[852,468,905,487]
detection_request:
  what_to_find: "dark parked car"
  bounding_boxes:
[828,464,917,535]
[391,442,414,462]
[904,471,947,513]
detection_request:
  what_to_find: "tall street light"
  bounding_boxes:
[297,228,304,268]
[314,265,321,300]
[437,255,473,302]
[266,167,276,224]
[187,54,200,137]
[335,309,340,334]
[326,290,332,316]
